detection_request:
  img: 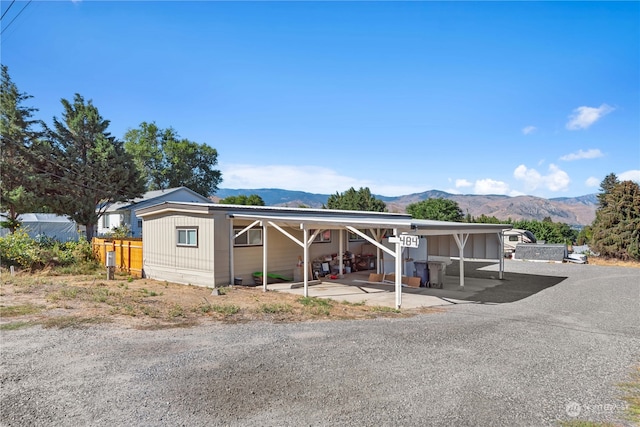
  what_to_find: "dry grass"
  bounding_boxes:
[619,366,640,425]
[0,268,439,330]
[586,257,640,269]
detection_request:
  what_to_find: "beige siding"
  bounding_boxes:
[425,233,501,260]
[142,212,216,287]
[227,225,353,285]
[230,224,308,285]
[212,211,232,286]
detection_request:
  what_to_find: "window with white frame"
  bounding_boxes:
[177,227,198,247]
[312,229,331,243]
[103,215,111,229]
[234,227,263,246]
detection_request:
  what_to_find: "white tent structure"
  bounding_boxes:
[0,213,79,241]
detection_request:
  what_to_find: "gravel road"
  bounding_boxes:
[1,261,639,426]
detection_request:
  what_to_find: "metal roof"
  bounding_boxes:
[136,201,511,234]
[104,187,210,213]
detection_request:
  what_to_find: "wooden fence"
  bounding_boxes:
[92,238,143,277]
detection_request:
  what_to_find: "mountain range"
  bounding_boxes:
[213,188,599,226]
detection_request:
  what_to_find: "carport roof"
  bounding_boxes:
[136,201,511,234]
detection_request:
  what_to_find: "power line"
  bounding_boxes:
[1,0,16,21]
[1,0,31,36]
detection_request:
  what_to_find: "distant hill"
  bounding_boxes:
[213,188,598,226]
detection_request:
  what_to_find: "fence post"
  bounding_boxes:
[127,241,131,274]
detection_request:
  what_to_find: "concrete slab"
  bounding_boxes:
[265,261,567,309]
[268,277,450,309]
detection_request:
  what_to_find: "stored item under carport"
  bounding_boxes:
[428,261,446,289]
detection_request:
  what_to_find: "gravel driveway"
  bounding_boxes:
[1,261,639,426]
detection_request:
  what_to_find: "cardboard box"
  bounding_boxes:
[368,273,383,282]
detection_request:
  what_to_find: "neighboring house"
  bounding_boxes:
[0,213,79,241]
[136,202,512,307]
[98,187,211,237]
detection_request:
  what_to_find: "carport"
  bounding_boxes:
[228,210,512,309]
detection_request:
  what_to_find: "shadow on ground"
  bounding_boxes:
[347,262,568,305]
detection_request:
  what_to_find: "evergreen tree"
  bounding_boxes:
[0,65,44,232]
[325,187,386,212]
[591,178,640,260]
[597,173,619,208]
[43,94,145,241]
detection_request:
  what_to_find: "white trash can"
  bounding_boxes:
[428,261,446,289]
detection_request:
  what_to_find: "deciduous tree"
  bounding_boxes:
[124,122,222,197]
[219,194,265,206]
[406,198,463,222]
[325,187,386,212]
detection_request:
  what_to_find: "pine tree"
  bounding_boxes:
[43,94,145,241]
[597,173,619,208]
[591,176,640,260]
[0,65,44,232]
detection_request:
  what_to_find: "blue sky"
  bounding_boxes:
[2,1,638,198]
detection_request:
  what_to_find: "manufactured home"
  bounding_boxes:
[136,202,513,308]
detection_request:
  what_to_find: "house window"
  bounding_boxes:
[312,229,331,243]
[103,215,111,229]
[177,227,198,247]
[137,219,143,229]
[234,227,263,246]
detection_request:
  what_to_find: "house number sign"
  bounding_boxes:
[388,234,419,248]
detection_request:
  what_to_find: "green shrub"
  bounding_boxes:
[0,228,41,269]
[0,230,97,270]
[103,224,132,239]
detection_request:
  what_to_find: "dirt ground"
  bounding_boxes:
[0,268,438,330]
[1,256,636,330]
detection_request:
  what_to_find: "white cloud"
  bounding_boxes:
[585,176,600,188]
[455,179,473,188]
[566,104,614,130]
[522,126,537,135]
[513,163,570,192]
[474,179,510,195]
[508,189,527,197]
[560,148,604,161]
[218,163,424,196]
[619,169,640,183]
